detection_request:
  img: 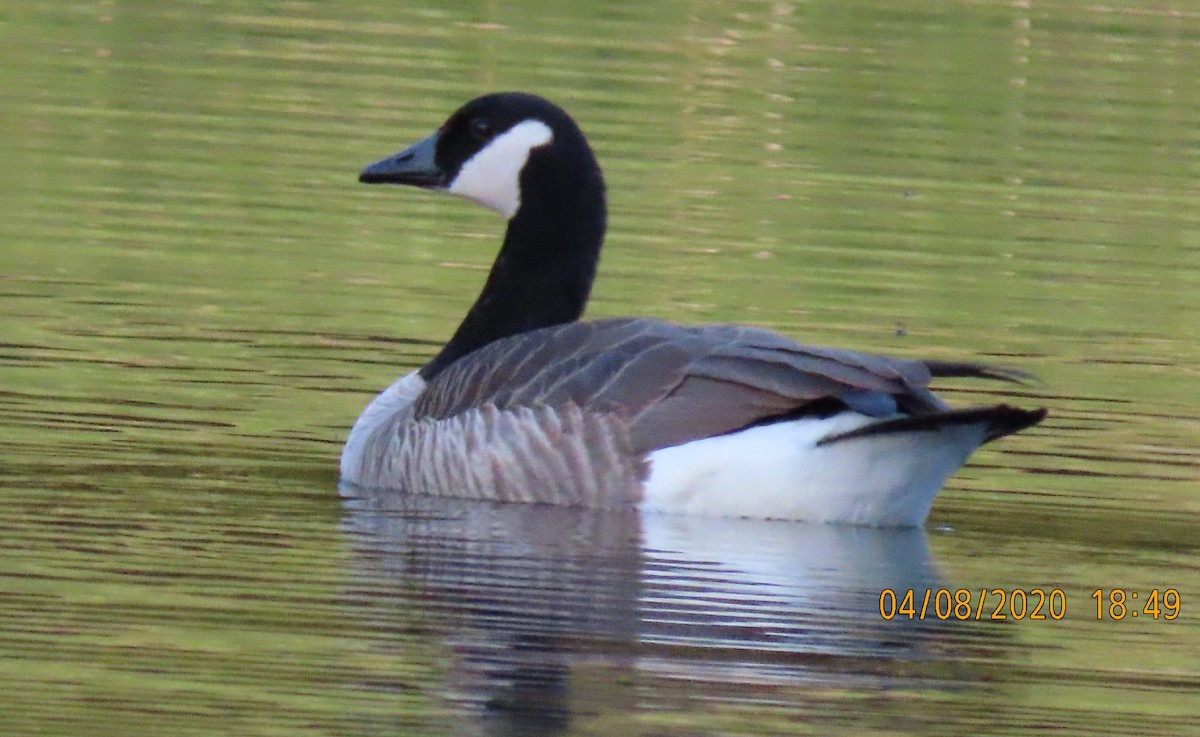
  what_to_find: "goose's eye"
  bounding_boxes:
[469,117,494,142]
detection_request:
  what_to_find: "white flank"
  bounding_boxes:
[642,412,990,526]
[447,119,554,218]
[341,370,426,487]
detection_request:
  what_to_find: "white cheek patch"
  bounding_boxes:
[447,119,553,219]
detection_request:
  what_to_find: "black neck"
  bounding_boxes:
[420,172,606,380]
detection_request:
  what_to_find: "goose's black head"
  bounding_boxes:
[363,93,609,381]
[360,92,604,221]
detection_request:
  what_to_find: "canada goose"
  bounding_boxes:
[341,92,1046,526]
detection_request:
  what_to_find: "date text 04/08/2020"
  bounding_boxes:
[879,588,1182,621]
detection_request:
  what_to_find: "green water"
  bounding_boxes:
[2,1,1198,735]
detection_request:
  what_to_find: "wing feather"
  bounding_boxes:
[414,317,951,453]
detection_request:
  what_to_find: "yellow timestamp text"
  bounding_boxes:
[879,588,1066,621]
[1091,589,1180,620]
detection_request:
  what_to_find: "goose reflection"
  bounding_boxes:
[339,491,951,735]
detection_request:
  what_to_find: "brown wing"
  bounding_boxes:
[413,317,947,454]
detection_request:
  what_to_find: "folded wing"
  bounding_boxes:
[413,318,961,453]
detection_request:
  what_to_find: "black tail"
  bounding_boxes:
[817,405,1047,447]
[924,360,1041,385]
